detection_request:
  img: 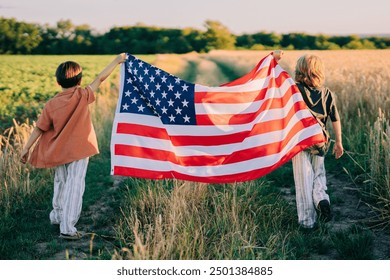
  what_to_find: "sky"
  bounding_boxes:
[1,0,389,35]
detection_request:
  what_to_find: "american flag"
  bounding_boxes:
[110,53,325,183]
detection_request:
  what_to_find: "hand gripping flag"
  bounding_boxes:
[110,53,325,183]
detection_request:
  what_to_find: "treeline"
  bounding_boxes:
[1,17,390,54]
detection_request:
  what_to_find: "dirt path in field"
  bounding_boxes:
[181,53,233,85]
[35,176,123,260]
[325,173,390,259]
[281,164,390,260]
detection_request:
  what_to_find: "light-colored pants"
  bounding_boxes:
[50,158,89,235]
[292,151,329,228]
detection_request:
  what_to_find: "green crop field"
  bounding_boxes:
[0,51,389,260]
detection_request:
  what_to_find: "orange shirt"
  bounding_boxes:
[29,86,99,168]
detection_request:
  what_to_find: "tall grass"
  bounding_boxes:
[113,179,298,260]
[366,109,390,228]
[0,120,36,215]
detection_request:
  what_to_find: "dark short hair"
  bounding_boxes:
[55,61,82,88]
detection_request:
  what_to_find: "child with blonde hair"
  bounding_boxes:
[292,54,344,230]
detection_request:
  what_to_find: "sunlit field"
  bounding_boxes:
[0,50,389,259]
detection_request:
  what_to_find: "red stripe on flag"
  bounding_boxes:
[117,123,170,140]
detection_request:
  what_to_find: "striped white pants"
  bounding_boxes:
[49,158,89,235]
[292,151,329,228]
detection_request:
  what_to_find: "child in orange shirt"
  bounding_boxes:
[21,53,127,240]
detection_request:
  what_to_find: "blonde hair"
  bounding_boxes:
[294,54,325,88]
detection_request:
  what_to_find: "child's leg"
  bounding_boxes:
[311,155,329,207]
[292,151,317,228]
[60,158,89,235]
[50,165,67,224]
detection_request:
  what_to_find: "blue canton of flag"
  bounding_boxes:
[120,54,196,125]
